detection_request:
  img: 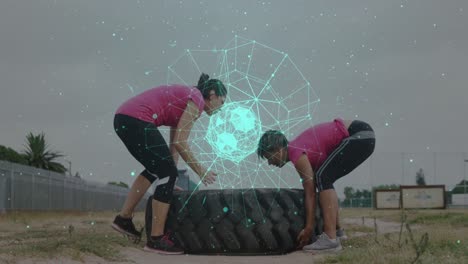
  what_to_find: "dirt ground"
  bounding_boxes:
[0,211,421,264]
[1,247,325,264]
[2,251,322,264]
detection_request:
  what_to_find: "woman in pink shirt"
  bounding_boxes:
[257,119,375,254]
[112,73,227,254]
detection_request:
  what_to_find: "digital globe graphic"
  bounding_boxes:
[205,102,262,164]
[155,35,319,192]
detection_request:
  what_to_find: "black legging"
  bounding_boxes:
[315,120,376,192]
[114,114,178,203]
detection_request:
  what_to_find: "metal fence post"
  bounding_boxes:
[464,152,467,208]
[48,171,52,210]
[401,152,405,185]
[10,163,14,210]
[433,152,437,184]
[369,156,373,189]
[31,171,35,210]
[63,177,66,210]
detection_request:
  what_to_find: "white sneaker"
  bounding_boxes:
[303,232,342,253]
[336,228,348,241]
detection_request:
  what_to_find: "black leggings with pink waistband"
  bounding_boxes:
[113,114,178,203]
[315,120,376,192]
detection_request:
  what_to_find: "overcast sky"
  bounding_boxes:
[1,0,467,197]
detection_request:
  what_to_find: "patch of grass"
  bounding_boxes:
[0,256,15,264]
[0,211,133,225]
[341,235,370,249]
[340,208,406,223]
[340,208,468,225]
[428,239,468,257]
[0,229,136,261]
[319,212,468,264]
[422,227,468,257]
[345,225,375,234]
[81,220,107,225]
[1,211,88,222]
[319,234,427,264]
[0,215,143,263]
[408,212,468,227]
[319,235,414,264]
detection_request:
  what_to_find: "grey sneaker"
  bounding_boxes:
[303,232,342,253]
[336,228,348,241]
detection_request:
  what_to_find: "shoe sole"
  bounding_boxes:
[143,245,184,255]
[111,223,140,239]
[304,244,343,254]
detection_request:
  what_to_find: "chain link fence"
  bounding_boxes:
[0,160,148,212]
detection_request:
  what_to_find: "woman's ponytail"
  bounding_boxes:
[196,73,227,99]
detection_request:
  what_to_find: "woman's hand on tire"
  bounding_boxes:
[201,170,217,186]
[296,227,313,249]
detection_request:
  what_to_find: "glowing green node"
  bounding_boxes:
[205,102,262,163]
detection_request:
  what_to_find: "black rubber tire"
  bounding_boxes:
[145,188,323,255]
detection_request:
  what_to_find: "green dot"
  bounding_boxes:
[223,207,229,213]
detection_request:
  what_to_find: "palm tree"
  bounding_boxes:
[22,132,67,174]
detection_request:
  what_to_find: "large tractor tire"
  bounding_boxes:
[145,188,323,255]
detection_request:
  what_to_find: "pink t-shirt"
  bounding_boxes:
[288,118,350,170]
[116,84,205,127]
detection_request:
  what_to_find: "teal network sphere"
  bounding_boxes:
[205,102,262,163]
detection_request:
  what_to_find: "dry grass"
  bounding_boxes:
[320,208,468,264]
[1,209,467,263]
[0,210,146,263]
